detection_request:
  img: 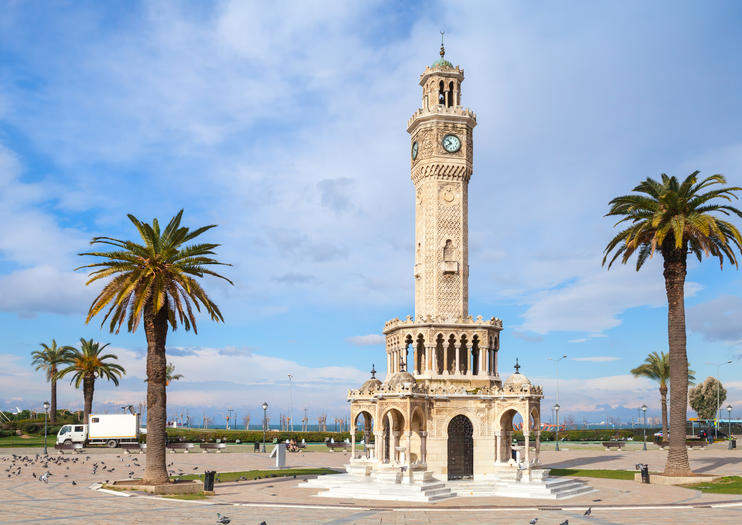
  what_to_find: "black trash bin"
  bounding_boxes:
[637,463,650,484]
[729,439,737,450]
[254,441,260,452]
[203,470,216,492]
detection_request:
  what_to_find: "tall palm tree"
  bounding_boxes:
[57,338,126,423]
[31,340,75,424]
[630,351,695,440]
[77,210,231,485]
[604,171,741,476]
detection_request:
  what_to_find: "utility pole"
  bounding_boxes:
[706,360,732,439]
[288,374,295,433]
[226,408,234,430]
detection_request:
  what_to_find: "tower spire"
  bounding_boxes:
[440,30,445,58]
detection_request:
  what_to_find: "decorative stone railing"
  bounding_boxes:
[384,314,503,332]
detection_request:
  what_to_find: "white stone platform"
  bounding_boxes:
[303,462,595,502]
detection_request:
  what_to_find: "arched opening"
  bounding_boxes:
[435,334,445,375]
[409,408,426,464]
[459,335,468,375]
[446,334,456,374]
[415,334,425,374]
[447,415,473,479]
[354,411,374,459]
[438,80,445,105]
[471,335,480,375]
[403,335,413,372]
[443,239,454,261]
[499,409,526,463]
[448,81,454,107]
[381,408,405,464]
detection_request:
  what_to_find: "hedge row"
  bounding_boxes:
[514,428,661,441]
[164,428,364,443]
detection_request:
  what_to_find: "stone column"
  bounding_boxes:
[494,432,500,463]
[407,431,413,470]
[426,345,433,374]
[455,343,461,375]
[479,348,484,376]
[524,416,530,465]
[351,428,356,459]
[466,345,472,375]
[391,431,399,464]
[443,345,449,375]
[535,430,541,463]
[420,431,427,464]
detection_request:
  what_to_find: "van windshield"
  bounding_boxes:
[60,426,71,434]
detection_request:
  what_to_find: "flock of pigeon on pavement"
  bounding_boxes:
[2,453,598,524]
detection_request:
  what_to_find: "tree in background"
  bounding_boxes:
[630,351,695,440]
[31,340,75,424]
[77,210,231,485]
[604,171,742,476]
[689,377,727,420]
[57,338,126,423]
[145,362,183,387]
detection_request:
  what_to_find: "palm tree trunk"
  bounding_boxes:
[659,383,668,443]
[143,301,169,485]
[50,368,57,425]
[83,375,94,424]
[662,247,692,476]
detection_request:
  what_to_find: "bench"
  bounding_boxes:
[602,441,626,450]
[199,443,227,453]
[687,441,707,449]
[326,442,350,451]
[120,442,145,454]
[167,442,195,453]
[54,443,84,454]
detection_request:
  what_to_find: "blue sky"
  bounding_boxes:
[1,1,741,427]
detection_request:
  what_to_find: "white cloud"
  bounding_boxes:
[688,295,742,343]
[517,258,702,335]
[0,266,97,317]
[573,356,621,362]
[346,334,385,346]
[568,338,587,344]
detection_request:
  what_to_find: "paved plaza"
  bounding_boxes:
[0,443,740,524]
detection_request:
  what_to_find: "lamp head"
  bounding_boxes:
[262,402,268,411]
[641,404,647,412]
[43,401,50,411]
[727,405,733,413]
[554,403,560,411]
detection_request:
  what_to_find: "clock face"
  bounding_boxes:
[411,141,418,160]
[442,134,461,153]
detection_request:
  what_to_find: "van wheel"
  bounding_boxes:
[63,439,72,446]
[106,439,118,448]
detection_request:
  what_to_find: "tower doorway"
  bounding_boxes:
[447,415,473,479]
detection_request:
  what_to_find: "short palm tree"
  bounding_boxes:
[630,351,695,440]
[77,210,231,485]
[146,362,183,386]
[57,338,126,424]
[31,340,75,424]
[604,171,741,476]
[165,363,183,386]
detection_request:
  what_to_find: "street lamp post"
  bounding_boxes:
[42,401,50,455]
[728,404,733,450]
[706,360,732,439]
[261,402,268,453]
[641,404,647,451]
[554,404,561,451]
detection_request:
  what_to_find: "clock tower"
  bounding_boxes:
[408,41,476,320]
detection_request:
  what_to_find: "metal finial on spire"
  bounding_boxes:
[370,364,376,379]
[514,358,521,374]
[399,356,407,372]
[440,30,446,57]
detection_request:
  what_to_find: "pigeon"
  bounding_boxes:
[559,521,568,525]
[39,471,51,484]
[584,506,592,517]
[529,519,538,525]
[216,513,231,524]
[72,481,77,486]
[32,473,36,478]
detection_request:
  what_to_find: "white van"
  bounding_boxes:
[56,413,140,448]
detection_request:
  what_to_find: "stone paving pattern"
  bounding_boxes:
[0,443,739,524]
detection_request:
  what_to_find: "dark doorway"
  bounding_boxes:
[447,415,473,479]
